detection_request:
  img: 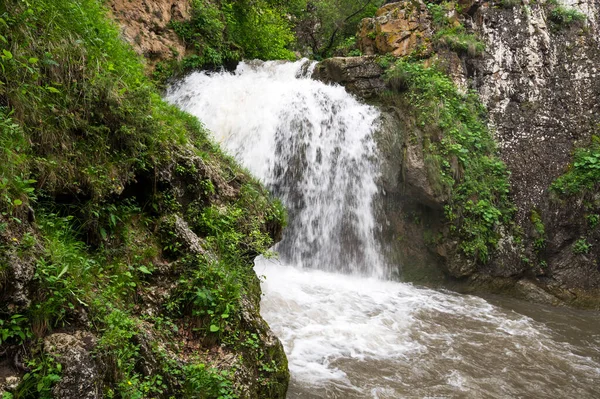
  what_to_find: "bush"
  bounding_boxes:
[551,136,600,195]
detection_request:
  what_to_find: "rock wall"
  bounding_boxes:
[316,0,600,307]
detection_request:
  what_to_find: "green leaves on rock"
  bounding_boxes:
[385,60,514,263]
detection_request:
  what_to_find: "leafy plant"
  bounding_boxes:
[549,5,586,26]
[427,2,485,56]
[385,60,514,263]
[573,238,591,254]
[552,136,600,195]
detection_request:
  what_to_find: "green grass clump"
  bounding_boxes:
[385,60,514,263]
[549,5,586,26]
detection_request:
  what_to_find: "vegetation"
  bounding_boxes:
[551,136,600,196]
[427,2,486,57]
[294,0,385,58]
[159,0,298,82]
[548,2,586,27]
[0,0,287,397]
[384,60,514,263]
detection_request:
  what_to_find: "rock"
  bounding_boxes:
[357,1,433,58]
[43,332,101,399]
[312,56,386,98]
[107,0,190,67]
[514,280,561,305]
[164,214,209,257]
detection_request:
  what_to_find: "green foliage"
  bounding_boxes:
[435,26,486,56]
[167,0,296,79]
[16,354,62,399]
[0,0,211,200]
[0,108,34,214]
[530,209,546,250]
[0,0,287,396]
[573,237,592,254]
[586,214,599,228]
[427,2,486,56]
[385,60,514,263]
[549,5,586,27]
[0,314,33,345]
[294,0,385,58]
[334,36,362,57]
[552,136,600,195]
[496,0,521,9]
[184,363,237,399]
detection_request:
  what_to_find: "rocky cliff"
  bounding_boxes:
[315,0,600,307]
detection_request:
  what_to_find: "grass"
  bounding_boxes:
[548,3,586,27]
[384,60,514,263]
[0,0,289,396]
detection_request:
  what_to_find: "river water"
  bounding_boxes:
[167,60,600,398]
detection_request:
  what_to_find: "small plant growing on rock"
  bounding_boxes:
[549,4,586,27]
[573,238,592,254]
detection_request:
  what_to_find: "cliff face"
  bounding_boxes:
[470,0,600,303]
[316,0,600,307]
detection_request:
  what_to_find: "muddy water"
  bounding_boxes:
[257,261,600,398]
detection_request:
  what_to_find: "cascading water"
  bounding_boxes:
[167,60,600,398]
[167,60,385,277]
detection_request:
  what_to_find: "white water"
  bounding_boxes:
[167,60,600,398]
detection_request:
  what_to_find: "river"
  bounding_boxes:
[166,60,600,398]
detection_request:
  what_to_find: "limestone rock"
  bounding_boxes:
[357,1,433,58]
[43,332,101,399]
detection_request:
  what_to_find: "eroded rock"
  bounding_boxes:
[43,332,101,399]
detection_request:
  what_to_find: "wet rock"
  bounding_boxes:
[312,56,386,98]
[43,332,101,399]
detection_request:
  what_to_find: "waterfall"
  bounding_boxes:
[166,61,600,399]
[166,60,386,278]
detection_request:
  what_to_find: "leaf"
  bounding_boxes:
[209,324,220,332]
[56,265,68,279]
[100,227,107,240]
[13,199,22,206]
[45,86,60,94]
[138,265,151,274]
[28,57,38,64]
[2,49,12,60]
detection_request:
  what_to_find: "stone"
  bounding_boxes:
[44,332,101,399]
[312,56,386,98]
[357,1,434,58]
